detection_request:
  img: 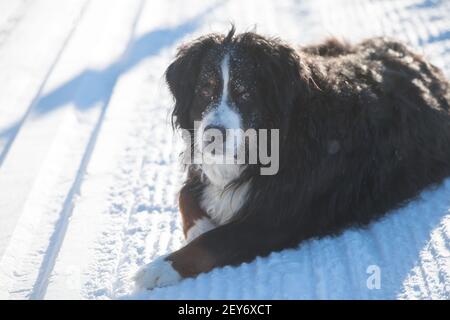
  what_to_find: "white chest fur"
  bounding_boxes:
[200,181,250,225]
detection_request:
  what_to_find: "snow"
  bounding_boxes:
[0,0,449,300]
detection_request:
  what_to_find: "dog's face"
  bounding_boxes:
[166,28,306,184]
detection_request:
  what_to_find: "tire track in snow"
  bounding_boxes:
[29,0,147,299]
[1,0,148,299]
[0,0,93,300]
[83,107,153,299]
[0,0,91,166]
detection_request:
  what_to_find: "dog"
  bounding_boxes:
[134,27,450,290]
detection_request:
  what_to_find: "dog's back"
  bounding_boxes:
[294,37,450,231]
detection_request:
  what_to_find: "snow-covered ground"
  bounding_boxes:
[0,0,449,300]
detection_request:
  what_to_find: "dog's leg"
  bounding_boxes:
[179,184,216,243]
[134,182,218,291]
[134,219,294,290]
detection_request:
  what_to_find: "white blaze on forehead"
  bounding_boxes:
[196,54,244,187]
[197,54,242,143]
[218,54,242,156]
[214,54,240,129]
[220,54,230,104]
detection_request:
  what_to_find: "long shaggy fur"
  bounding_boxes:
[163,30,450,279]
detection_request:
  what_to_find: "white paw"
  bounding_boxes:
[134,255,181,291]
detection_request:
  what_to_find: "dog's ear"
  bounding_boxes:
[166,36,218,129]
[239,34,311,131]
[261,42,307,122]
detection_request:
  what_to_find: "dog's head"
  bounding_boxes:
[166,27,310,184]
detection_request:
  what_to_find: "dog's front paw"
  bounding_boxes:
[134,255,181,291]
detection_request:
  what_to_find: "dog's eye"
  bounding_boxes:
[235,85,250,101]
[198,87,214,99]
[239,92,250,101]
[237,90,250,102]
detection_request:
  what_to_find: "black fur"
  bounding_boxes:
[164,29,450,278]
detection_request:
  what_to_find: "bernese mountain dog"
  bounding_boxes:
[134,27,450,290]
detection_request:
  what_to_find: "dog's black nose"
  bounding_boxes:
[204,124,227,138]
